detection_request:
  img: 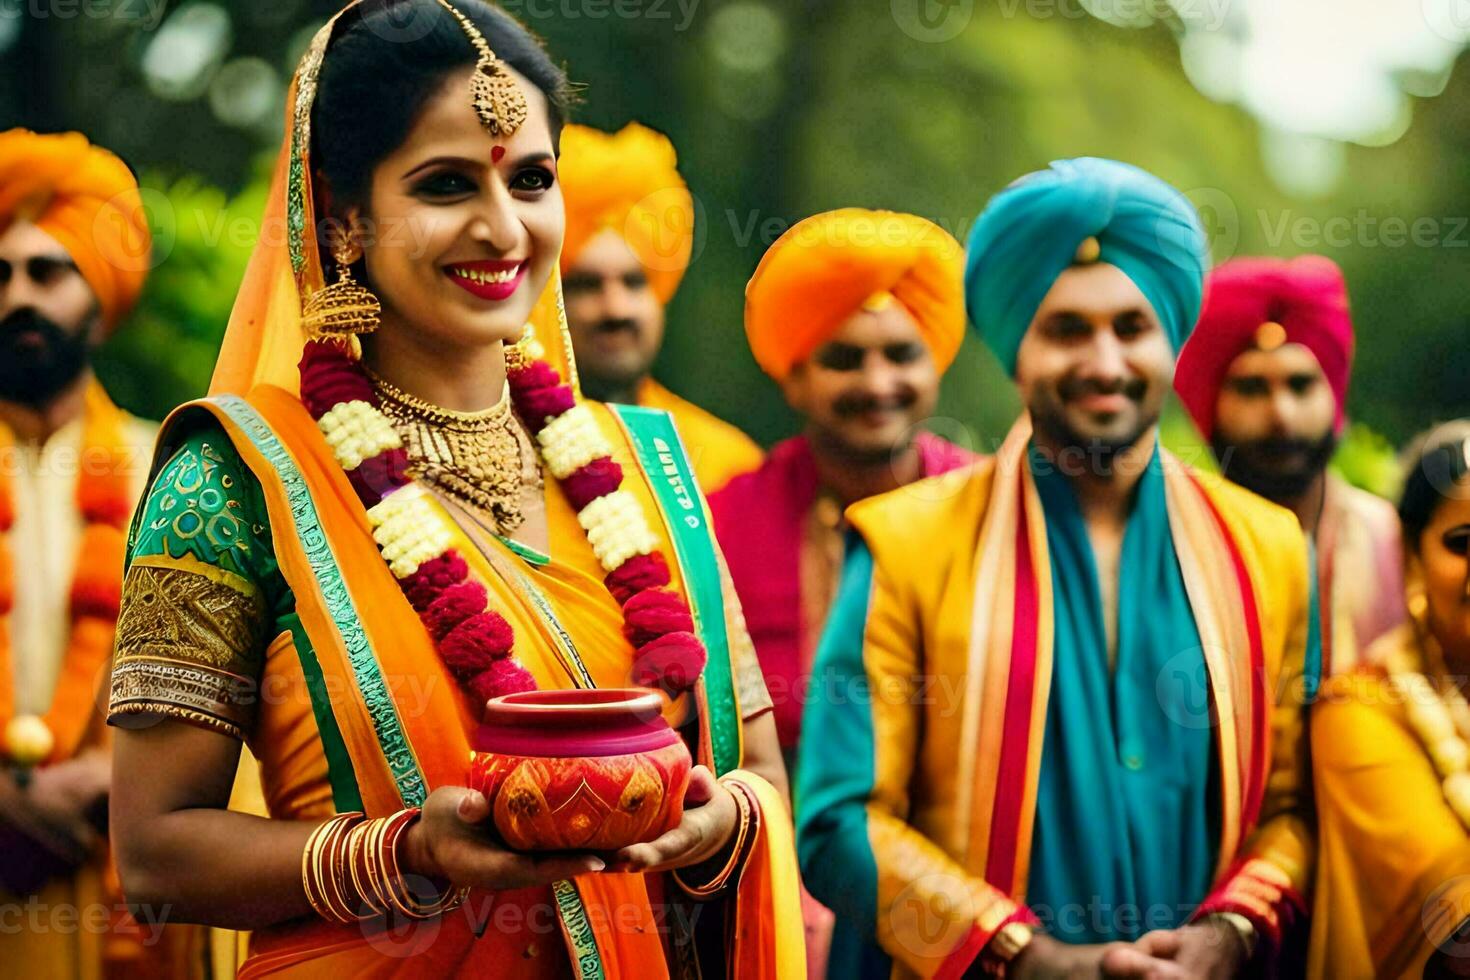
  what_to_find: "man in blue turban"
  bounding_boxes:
[797,159,1317,978]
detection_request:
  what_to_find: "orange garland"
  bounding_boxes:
[0,381,131,765]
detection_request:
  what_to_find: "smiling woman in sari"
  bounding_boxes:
[103,2,801,977]
[1311,421,1470,978]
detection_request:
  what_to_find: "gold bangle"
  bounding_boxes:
[363,816,396,914]
[300,818,336,921]
[319,816,359,923]
[380,808,467,919]
[302,813,366,924]
[673,778,754,899]
[346,820,386,918]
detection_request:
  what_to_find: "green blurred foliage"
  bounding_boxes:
[1331,421,1404,500]
[5,0,1466,486]
[93,163,272,420]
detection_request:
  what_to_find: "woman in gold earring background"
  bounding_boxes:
[103,1,799,977]
[1310,419,1470,978]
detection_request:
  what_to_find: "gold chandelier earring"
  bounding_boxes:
[302,222,381,350]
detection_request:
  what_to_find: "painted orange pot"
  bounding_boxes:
[469,688,691,852]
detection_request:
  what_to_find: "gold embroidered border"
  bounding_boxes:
[108,656,256,740]
[116,564,268,675]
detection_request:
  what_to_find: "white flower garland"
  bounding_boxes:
[1386,647,1470,829]
[317,381,660,581]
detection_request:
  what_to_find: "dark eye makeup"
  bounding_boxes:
[510,165,555,194]
[413,170,476,198]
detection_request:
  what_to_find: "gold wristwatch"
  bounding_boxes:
[982,921,1036,977]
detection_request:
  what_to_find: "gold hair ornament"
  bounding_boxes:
[434,0,528,138]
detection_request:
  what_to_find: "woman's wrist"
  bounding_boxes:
[301,808,466,924]
[398,814,438,885]
[672,778,756,898]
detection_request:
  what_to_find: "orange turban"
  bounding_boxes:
[0,129,151,332]
[744,209,965,380]
[558,122,693,305]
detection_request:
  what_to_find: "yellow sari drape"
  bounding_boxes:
[1309,626,1470,978]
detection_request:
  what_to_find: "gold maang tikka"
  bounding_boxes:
[302,223,382,345]
[434,0,528,138]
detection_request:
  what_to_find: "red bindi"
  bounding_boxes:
[491,145,506,163]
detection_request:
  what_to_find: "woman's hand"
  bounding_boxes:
[401,786,606,891]
[609,766,738,875]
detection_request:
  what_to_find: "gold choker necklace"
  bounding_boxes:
[365,368,540,533]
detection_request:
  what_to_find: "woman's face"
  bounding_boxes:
[1418,477,1470,660]
[350,65,563,352]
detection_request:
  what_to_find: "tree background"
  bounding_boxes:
[3,0,1466,494]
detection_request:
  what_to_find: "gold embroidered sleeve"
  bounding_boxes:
[108,559,268,740]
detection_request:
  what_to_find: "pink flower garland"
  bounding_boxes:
[298,340,708,704]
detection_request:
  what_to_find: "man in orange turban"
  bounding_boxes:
[709,208,976,980]
[1176,254,1404,675]
[0,128,193,976]
[558,122,760,492]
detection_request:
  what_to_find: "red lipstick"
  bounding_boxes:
[445,259,527,301]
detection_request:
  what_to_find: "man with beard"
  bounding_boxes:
[797,159,1316,979]
[1175,255,1404,676]
[708,207,976,980]
[0,129,193,977]
[558,122,761,492]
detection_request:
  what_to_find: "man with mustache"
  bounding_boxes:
[797,160,1317,979]
[708,208,976,979]
[0,129,194,975]
[558,122,761,492]
[1175,255,1404,676]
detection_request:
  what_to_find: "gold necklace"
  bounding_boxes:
[365,367,541,534]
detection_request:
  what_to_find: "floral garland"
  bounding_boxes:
[1384,644,1470,829]
[298,336,708,704]
[0,382,132,767]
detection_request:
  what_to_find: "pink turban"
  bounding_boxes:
[1175,255,1353,440]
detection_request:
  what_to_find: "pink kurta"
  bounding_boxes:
[708,433,977,748]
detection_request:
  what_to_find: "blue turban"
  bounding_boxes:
[963,157,1209,375]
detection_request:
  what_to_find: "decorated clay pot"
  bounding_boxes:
[469,688,691,852]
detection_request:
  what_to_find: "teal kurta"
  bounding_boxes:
[1024,443,1217,942]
